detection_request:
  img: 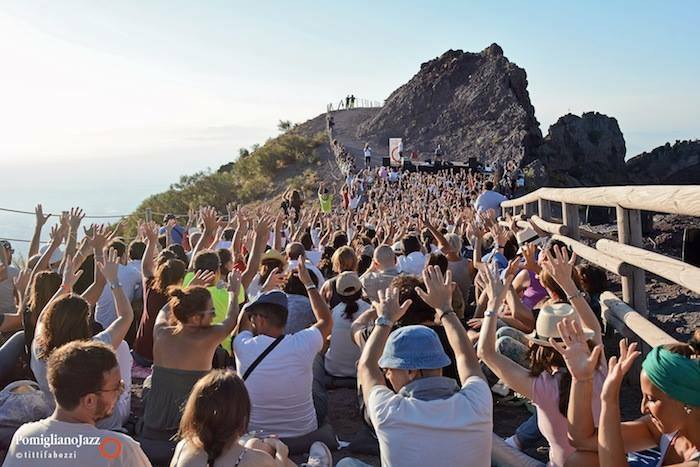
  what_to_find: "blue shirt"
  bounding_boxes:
[482,251,508,270]
[159,224,186,245]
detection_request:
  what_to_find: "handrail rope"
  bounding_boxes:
[0,207,189,219]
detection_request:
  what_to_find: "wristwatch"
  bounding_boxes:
[484,310,497,318]
[305,284,317,291]
[374,316,393,328]
[109,282,123,290]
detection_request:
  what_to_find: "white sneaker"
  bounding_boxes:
[306,441,333,467]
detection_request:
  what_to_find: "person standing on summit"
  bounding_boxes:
[364,143,372,169]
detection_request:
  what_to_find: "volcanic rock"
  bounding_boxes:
[357,44,542,168]
[625,139,700,184]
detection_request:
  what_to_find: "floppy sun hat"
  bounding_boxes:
[526,302,595,346]
[378,325,450,370]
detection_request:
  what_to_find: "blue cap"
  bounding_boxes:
[378,325,450,370]
[242,290,288,313]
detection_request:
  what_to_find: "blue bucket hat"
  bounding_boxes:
[242,290,288,314]
[378,325,450,370]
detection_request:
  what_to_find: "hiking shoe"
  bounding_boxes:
[306,441,333,467]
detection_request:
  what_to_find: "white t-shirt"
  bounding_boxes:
[95,264,141,328]
[305,249,322,267]
[475,190,508,213]
[364,147,372,158]
[5,418,150,467]
[368,377,493,467]
[324,301,370,377]
[233,328,323,437]
[397,251,426,276]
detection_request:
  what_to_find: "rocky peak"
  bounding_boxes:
[528,112,627,186]
[357,44,542,168]
[626,139,700,184]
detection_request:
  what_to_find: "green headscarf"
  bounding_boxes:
[642,346,700,407]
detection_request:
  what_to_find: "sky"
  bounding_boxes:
[0,0,698,164]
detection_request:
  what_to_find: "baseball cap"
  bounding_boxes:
[336,272,362,297]
[242,290,288,314]
[0,240,13,253]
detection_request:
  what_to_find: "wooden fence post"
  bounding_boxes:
[616,207,648,316]
[562,203,580,241]
[525,202,537,217]
[538,199,551,221]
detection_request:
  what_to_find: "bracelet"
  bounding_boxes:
[484,310,496,318]
[566,290,585,301]
[437,309,456,321]
[109,282,123,290]
[305,284,317,291]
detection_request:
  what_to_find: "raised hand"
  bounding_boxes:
[49,223,68,247]
[549,319,604,382]
[35,204,51,227]
[480,259,513,310]
[226,269,242,293]
[84,224,112,253]
[261,267,286,292]
[200,206,219,233]
[108,219,126,240]
[293,258,313,286]
[140,221,159,243]
[189,269,216,287]
[68,207,85,231]
[541,245,577,290]
[522,242,540,272]
[373,287,413,323]
[95,248,120,285]
[601,339,640,402]
[60,254,84,290]
[415,265,454,312]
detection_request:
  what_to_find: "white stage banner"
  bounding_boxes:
[389,138,402,166]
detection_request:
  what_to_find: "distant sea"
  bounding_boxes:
[1,152,236,263]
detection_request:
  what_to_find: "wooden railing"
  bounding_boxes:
[501,185,700,353]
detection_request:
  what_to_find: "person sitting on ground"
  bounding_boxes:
[556,322,699,466]
[353,267,492,467]
[233,261,336,454]
[172,369,333,467]
[94,239,140,328]
[141,270,241,442]
[133,222,187,367]
[323,272,370,379]
[282,269,318,335]
[5,341,150,466]
[359,245,400,304]
[32,247,135,431]
[477,246,604,467]
[395,235,425,276]
[320,246,358,308]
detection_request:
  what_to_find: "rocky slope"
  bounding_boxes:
[626,139,700,184]
[357,44,542,168]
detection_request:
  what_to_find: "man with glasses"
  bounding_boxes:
[5,340,150,466]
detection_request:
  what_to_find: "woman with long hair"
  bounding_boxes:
[172,369,312,467]
[323,272,370,378]
[141,270,241,441]
[133,222,187,367]
[477,246,604,467]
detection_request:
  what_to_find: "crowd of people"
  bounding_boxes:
[0,159,698,467]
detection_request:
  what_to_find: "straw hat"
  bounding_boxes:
[261,249,288,269]
[526,303,595,347]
